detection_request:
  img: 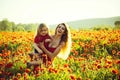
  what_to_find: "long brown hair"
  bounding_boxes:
[56,23,72,60]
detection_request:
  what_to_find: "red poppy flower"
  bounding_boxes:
[112,68,119,75]
[5,62,13,68]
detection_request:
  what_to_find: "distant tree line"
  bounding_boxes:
[114,21,120,29]
[92,25,112,31]
[92,21,120,31]
[0,19,120,31]
[0,19,38,32]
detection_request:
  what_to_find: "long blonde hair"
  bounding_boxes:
[34,23,50,37]
[56,23,72,60]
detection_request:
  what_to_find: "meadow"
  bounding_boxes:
[0,29,120,80]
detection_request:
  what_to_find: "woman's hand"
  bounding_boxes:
[45,39,51,43]
[39,42,44,49]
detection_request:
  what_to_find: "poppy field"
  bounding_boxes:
[0,30,120,80]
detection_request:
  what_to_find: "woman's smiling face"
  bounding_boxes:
[56,24,66,35]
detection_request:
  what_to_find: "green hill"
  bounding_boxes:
[49,16,120,30]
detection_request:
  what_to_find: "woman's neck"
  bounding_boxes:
[53,34,61,39]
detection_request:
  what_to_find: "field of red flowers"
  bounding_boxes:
[0,30,120,80]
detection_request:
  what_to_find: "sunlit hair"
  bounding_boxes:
[34,23,50,37]
[56,23,72,60]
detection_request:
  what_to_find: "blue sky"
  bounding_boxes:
[0,0,120,24]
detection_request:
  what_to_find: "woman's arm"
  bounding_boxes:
[40,42,65,59]
[33,43,43,53]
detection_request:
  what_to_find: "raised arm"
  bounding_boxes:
[40,42,65,59]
